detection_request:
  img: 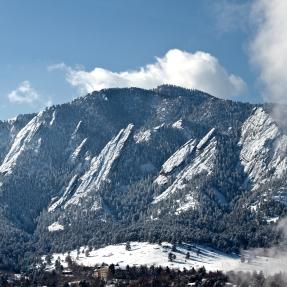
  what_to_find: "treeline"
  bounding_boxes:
[0,264,226,287]
[1,262,287,287]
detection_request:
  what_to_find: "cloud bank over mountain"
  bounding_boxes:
[49,49,246,99]
[250,0,287,104]
[250,0,287,127]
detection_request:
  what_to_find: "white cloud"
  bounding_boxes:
[49,49,246,99]
[214,0,250,34]
[8,81,40,105]
[48,63,67,72]
[7,81,53,110]
[250,0,287,104]
[45,98,53,107]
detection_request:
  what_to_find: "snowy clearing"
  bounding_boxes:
[44,242,287,276]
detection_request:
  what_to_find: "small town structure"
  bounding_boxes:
[93,265,111,281]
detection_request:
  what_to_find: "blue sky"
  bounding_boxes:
[0,0,283,120]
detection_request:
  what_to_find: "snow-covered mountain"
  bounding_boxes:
[0,85,286,269]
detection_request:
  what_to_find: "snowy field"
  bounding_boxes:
[45,242,287,275]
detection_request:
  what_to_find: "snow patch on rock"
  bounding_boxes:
[50,111,56,126]
[266,216,279,224]
[197,128,215,149]
[175,194,197,215]
[0,113,43,174]
[153,128,217,210]
[64,124,134,208]
[48,174,78,212]
[154,174,169,186]
[70,138,87,161]
[134,129,151,143]
[161,139,197,174]
[172,119,183,129]
[48,222,64,232]
[239,107,287,188]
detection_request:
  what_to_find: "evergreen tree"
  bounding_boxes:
[126,242,131,251]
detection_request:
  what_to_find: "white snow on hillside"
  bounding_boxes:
[175,194,197,215]
[240,107,287,188]
[72,121,82,138]
[154,174,169,186]
[161,139,196,174]
[48,222,64,232]
[49,124,134,212]
[197,128,215,149]
[266,216,279,223]
[0,112,43,174]
[70,138,87,161]
[64,124,134,208]
[45,242,239,272]
[50,111,56,126]
[172,119,183,129]
[134,129,151,143]
[153,137,217,205]
[154,129,217,191]
[48,174,78,212]
[45,242,287,275]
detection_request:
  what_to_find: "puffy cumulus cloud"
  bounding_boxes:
[49,49,246,99]
[250,0,287,104]
[8,81,40,105]
[7,81,53,108]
